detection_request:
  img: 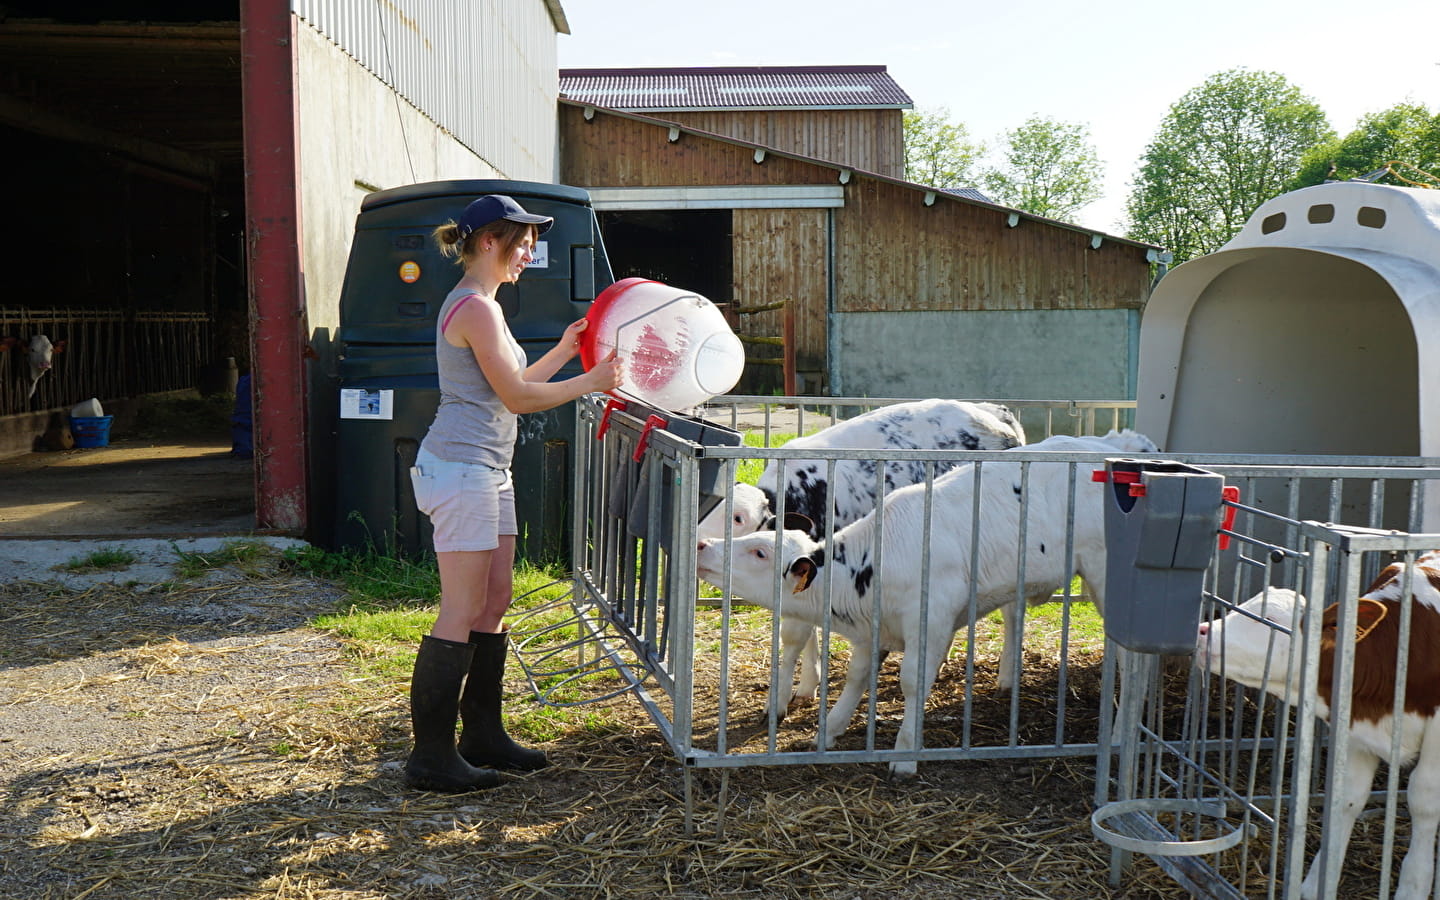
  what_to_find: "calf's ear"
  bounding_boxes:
[782,512,813,533]
[788,557,818,593]
[51,340,67,353]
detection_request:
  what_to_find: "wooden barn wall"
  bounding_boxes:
[560,105,1155,397]
[833,179,1151,313]
[731,208,829,375]
[560,104,833,187]
[654,109,904,178]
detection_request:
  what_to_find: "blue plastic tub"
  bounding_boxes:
[70,415,114,448]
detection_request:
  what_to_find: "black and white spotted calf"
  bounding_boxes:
[696,432,1151,776]
[696,400,1027,711]
[757,399,1028,539]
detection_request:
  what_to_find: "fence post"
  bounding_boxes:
[783,301,796,396]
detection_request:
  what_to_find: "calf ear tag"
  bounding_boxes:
[790,558,817,592]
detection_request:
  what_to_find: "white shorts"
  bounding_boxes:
[411,447,517,553]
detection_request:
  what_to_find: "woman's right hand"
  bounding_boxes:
[587,349,623,392]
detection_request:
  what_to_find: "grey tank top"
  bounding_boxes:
[420,287,527,469]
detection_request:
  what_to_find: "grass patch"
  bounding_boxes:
[287,546,622,739]
[172,539,272,579]
[283,543,441,608]
[55,548,137,573]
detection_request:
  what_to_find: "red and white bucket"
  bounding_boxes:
[579,278,745,411]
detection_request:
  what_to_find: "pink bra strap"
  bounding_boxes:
[440,293,477,334]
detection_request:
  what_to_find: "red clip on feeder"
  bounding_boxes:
[596,398,628,440]
[1218,485,1241,550]
[1096,468,1240,549]
[633,414,668,462]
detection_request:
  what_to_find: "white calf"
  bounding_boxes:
[1197,560,1440,900]
[697,399,1030,710]
[696,432,1129,777]
[705,427,1155,716]
[696,482,771,542]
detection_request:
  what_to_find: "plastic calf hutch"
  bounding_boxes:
[1135,182,1440,529]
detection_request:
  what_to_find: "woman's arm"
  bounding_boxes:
[523,317,589,383]
[448,298,620,414]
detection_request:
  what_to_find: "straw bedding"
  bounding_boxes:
[0,557,1192,899]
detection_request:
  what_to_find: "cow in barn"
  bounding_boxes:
[2,334,67,400]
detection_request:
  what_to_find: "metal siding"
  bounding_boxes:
[558,65,914,110]
[291,0,558,179]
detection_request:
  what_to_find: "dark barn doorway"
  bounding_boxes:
[598,209,734,306]
[0,4,255,539]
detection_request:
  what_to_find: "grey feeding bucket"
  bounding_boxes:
[1100,458,1227,654]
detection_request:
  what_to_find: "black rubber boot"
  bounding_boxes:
[458,630,549,771]
[404,635,502,792]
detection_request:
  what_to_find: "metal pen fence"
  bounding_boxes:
[1095,513,1440,900]
[0,308,213,416]
[512,392,1440,868]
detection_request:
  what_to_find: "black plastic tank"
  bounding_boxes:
[332,179,614,563]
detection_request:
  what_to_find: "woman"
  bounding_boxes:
[406,194,622,792]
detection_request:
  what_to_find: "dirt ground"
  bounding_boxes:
[0,435,254,539]
[0,544,1200,900]
[0,401,1197,898]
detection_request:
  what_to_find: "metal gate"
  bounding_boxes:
[512,392,1440,859]
[1095,499,1440,900]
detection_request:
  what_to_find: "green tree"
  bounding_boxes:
[903,107,984,189]
[1290,102,1440,189]
[981,115,1104,221]
[1126,68,1333,264]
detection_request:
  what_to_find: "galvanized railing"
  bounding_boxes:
[698,394,1137,447]
[1096,511,1440,900]
[516,392,1440,852]
[1,308,214,416]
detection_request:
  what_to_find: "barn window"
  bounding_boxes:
[1357,206,1387,229]
[1261,212,1286,234]
[1306,204,1335,224]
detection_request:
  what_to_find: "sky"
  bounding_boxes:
[556,0,1439,235]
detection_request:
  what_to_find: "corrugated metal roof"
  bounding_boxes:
[558,65,912,111]
[943,187,994,204]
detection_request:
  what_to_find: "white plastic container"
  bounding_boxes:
[580,278,745,411]
[70,398,104,419]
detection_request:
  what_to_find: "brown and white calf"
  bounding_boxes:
[2,334,66,399]
[1196,556,1440,900]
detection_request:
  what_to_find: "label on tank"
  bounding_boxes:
[340,388,394,420]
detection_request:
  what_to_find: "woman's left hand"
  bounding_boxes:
[561,318,590,359]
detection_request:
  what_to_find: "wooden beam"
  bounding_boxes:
[0,92,216,181]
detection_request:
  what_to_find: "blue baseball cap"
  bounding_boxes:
[456,194,554,239]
